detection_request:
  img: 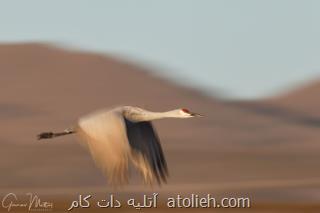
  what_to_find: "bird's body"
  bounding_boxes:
[38,106,202,186]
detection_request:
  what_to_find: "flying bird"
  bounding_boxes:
[38,106,202,185]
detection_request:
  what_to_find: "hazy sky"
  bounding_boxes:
[1,0,319,99]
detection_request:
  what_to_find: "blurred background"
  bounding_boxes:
[0,1,320,212]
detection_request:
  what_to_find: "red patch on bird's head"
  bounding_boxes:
[181,108,190,113]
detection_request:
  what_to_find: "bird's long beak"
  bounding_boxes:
[190,112,204,117]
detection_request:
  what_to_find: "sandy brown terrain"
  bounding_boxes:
[0,43,320,212]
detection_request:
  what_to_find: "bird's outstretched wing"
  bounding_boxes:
[77,107,168,185]
[124,118,168,184]
[77,109,131,185]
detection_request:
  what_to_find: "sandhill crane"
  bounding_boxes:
[38,106,202,185]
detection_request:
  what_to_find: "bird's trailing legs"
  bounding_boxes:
[37,128,75,140]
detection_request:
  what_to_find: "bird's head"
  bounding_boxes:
[178,108,203,118]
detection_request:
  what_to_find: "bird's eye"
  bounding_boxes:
[181,108,190,113]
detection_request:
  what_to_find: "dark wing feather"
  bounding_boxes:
[124,118,168,184]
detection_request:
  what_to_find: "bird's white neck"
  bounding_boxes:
[144,110,181,120]
[124,108,188,122]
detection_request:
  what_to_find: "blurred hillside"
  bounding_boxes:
[0,43,320,211]
[268,80,320,116]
